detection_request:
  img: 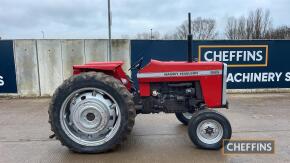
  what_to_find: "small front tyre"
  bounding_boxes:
[175,112,193,125]
[188,109,232,150]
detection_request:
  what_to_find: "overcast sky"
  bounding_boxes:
[0,0,289,39]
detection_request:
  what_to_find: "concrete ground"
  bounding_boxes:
[0,93,290,163]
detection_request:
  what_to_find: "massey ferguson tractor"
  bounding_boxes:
[48,13,232,153]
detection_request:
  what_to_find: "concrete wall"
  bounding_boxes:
[61,40,85,80]
[112,39,130,74]
[12,39,130,96]
[85,39,108,62]
[37,40,63,96]
[14,40,40,96]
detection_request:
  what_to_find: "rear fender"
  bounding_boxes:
[72,61,131,90]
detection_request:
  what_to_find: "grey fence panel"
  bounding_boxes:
[61,40,85,80]
[111,39,130,74]
[2,39,133,96]
[84,39,108,62]
[14,40,40,96]
[37,40,63,96]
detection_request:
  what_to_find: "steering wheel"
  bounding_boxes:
[129,57,144,71]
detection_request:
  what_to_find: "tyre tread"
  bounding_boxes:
[48,72,136,153]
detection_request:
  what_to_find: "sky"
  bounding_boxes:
[0,0,290,39]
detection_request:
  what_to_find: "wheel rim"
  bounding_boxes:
[182,112,193,119]
[60,87,121,146]
[196,119,223,144]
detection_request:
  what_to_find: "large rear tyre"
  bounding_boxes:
[188,109,231,150]
[48,72,136,153]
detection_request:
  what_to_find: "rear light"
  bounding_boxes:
[73,69,81,75]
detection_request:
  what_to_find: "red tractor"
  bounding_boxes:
[48,13,232,153]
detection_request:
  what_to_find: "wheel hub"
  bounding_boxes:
[205,126,214,135]
[196,119,223,144]
[70,93,111,134]
[86,112,96,121]
[60,88,121,146]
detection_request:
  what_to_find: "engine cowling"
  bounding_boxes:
[137,60,227,108]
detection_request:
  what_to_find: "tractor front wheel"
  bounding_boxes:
[48,72,136,153]
[175,112,193,125]
[188,109,231,150]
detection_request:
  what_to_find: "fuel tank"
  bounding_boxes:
[137,60,227,108]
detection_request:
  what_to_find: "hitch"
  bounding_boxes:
[49,134,55,139]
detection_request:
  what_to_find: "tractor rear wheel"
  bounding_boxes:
[48,72,136,153]
[188,109,231,150]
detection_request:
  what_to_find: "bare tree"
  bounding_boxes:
[170,17,218,40]
[245,11,254,39]
[268,26,290,39]
[225,8,272,39]
[262,9,271,38]
[225,17,238,39]
[136,31,161,40]
[162,32,175,40]
[120,34,131,39]
[225,16,248,39]
[253,9,263,38]
[173,23,188,40]
[134,8,289,40]
[237,16,246,39]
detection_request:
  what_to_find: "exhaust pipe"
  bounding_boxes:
[187,12,193,62]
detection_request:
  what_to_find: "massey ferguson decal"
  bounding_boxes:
[137,70,222,78]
